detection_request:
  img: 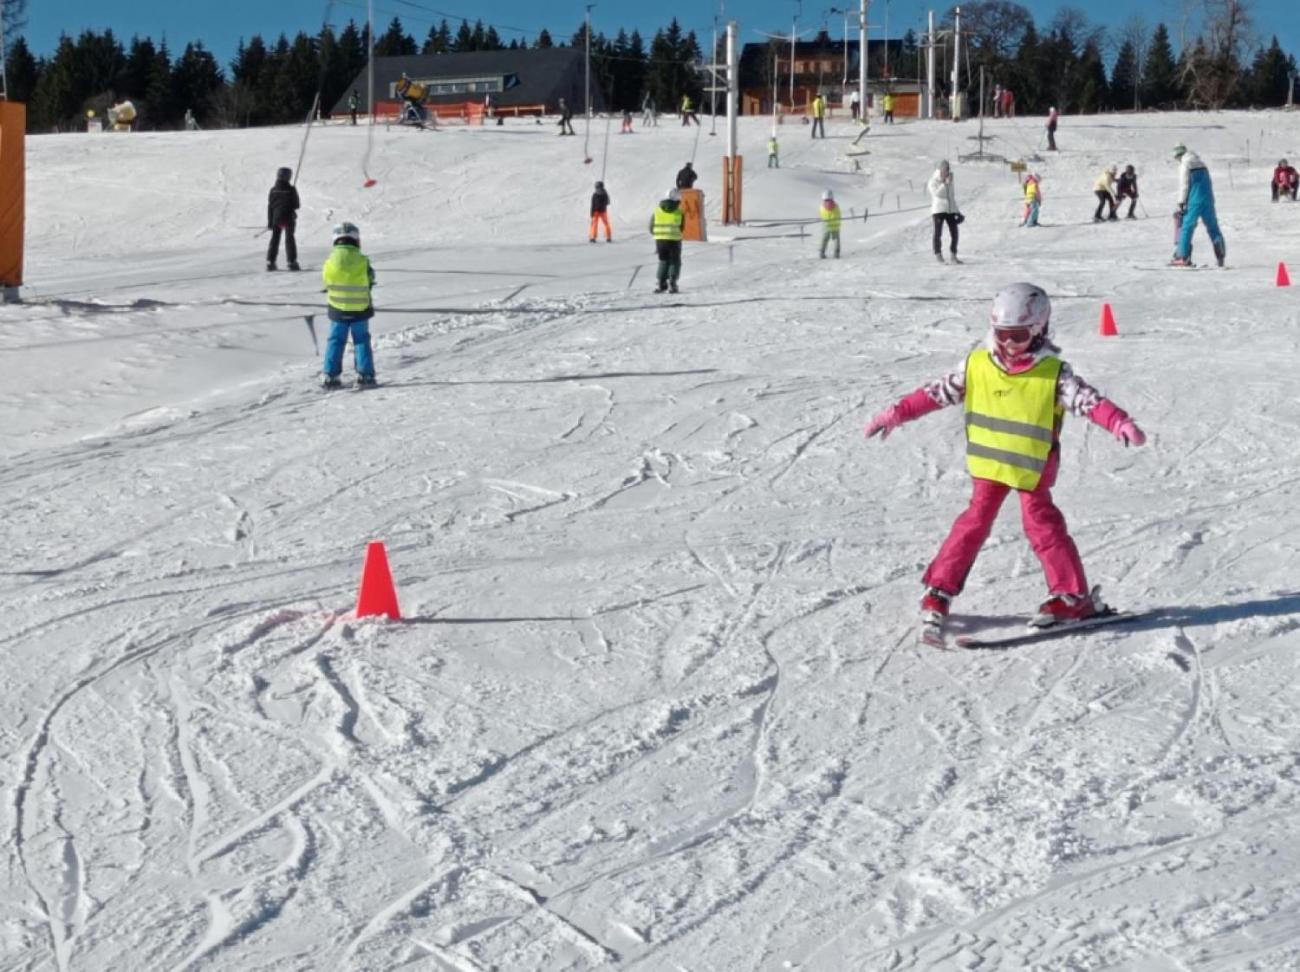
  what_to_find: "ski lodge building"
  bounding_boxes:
[737,37,922,118]
[333,49,607,122]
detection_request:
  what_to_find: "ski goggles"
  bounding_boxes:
[994,326,1034,345]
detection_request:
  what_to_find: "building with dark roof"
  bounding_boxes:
[331,49,607,116]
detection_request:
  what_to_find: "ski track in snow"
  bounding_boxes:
[3,112,1300,970]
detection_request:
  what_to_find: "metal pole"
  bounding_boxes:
[926,10,935,119]
[367,0,374,118]
[0,5,8,100]
[710,18,719,134]
[859,0,868,122]
[727,20,738,160]
[789,17,797,110]
[584,5,592,122]
[951,5,961,120]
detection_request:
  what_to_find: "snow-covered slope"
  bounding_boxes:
[3,107,1300,970]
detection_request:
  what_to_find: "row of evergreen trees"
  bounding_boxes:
[4,5,1296,132]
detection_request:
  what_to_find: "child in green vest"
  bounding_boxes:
[819,189,841,258]
[863,283,1147,642]
[768,135,779,168]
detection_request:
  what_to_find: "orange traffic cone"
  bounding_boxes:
[355,541,401,619]
[1099,303,1118,337]
[1278,262,1292,287]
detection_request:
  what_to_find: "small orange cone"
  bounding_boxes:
[355,541,401,619]
[1099,303,1118,337]
[1278,262,1292,287]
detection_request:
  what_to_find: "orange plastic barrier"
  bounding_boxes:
[679,188,707,242]
[0,101,25,291]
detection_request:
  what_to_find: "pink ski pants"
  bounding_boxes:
[922,455,1088,597]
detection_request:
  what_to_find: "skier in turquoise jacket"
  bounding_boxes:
[1171,144,1225,267]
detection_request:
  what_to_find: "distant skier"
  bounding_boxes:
[348,89,360,125]
[849,88,860,122]
[810,92,826,138]
[1020,172,1042,227]
[675,161,698,190]
[1171,144,1225,268]
[589,180,612,242]
[1115,164,1139,219]
[621,109,634,133]
[266,166,300,272]
[1093,165,1118,222]
[649,188,684,293]
[819,189,841,258]
[184,108,199,131]
[320,221,377,388]
[1045,107,1059,151]
[557,98,575,135]
[680,94,700,126]
[882,90,896,124]
[768,135,779,168]
[863,282,1148,643]
[1272,159,1298,202]
[928,159,962,264]
[641,93,658,127]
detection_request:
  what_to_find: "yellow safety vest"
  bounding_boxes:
[964,349,1062,490]
[1024,181,1039,202]
[820,203,841,231]
[652,204,684,241]
[322,245,373,315]
[813,97,825,117]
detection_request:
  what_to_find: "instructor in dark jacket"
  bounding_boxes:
[267,166,300,271]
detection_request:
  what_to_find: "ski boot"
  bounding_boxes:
[668,282,679,293]
[1030,587,1104,628]
[288,262,301,272]
[321,374,343,390]
[934,252,945,264]
[655,282,668,293]
[356,375,377,388]
[1169,255,1193,267]
[919,588,952,647]
[1213,239,1226,268]
[949,253,963,265]
[266,261,277,272]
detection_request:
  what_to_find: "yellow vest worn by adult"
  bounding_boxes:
[813,97,825,118]
[652,204,684,241]
[820,203,842,231]
[322,245,373,316]
[964,349,1062,490]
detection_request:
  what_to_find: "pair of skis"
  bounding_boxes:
[921,607,1137,649]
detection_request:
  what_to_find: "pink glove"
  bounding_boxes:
[1114,418,1146,447]
[865,405,903,440]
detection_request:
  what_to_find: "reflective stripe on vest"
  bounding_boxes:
[963,349,1062,490]
[322,245,371,314]
[653,205,684,241]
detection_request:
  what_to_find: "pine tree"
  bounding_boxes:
[454,20,474,52]
[121,36,157,101]
[172,41,223,126]
[1246,36,1292,107]
[145,40,176,127]
[1141,23,1179,109]
[536,29,554,49]
[4,35,39,103]
[374,17,416,57]
[1109,39,1139,110]
[1075,38,1109,113]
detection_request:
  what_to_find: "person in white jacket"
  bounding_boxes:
[928,160,963,264]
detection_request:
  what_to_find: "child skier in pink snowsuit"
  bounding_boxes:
[864,283,1147,636]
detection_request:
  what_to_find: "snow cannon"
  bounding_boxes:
[107,101,137,132]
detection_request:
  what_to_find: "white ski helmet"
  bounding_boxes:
[990,282,1051,341]
[667,187,681,202]
[332,221,360,245]
[822,189,834,201]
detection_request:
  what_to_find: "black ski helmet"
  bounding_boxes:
[276,166,292,181]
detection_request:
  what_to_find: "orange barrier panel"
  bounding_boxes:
[0,101,25,292]
[680,188,707,242]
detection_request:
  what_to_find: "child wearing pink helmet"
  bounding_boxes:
[864,283,1147,644]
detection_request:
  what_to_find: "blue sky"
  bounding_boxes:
[18,0,1300,72]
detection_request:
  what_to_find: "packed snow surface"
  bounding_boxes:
[3,107,1300,971]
